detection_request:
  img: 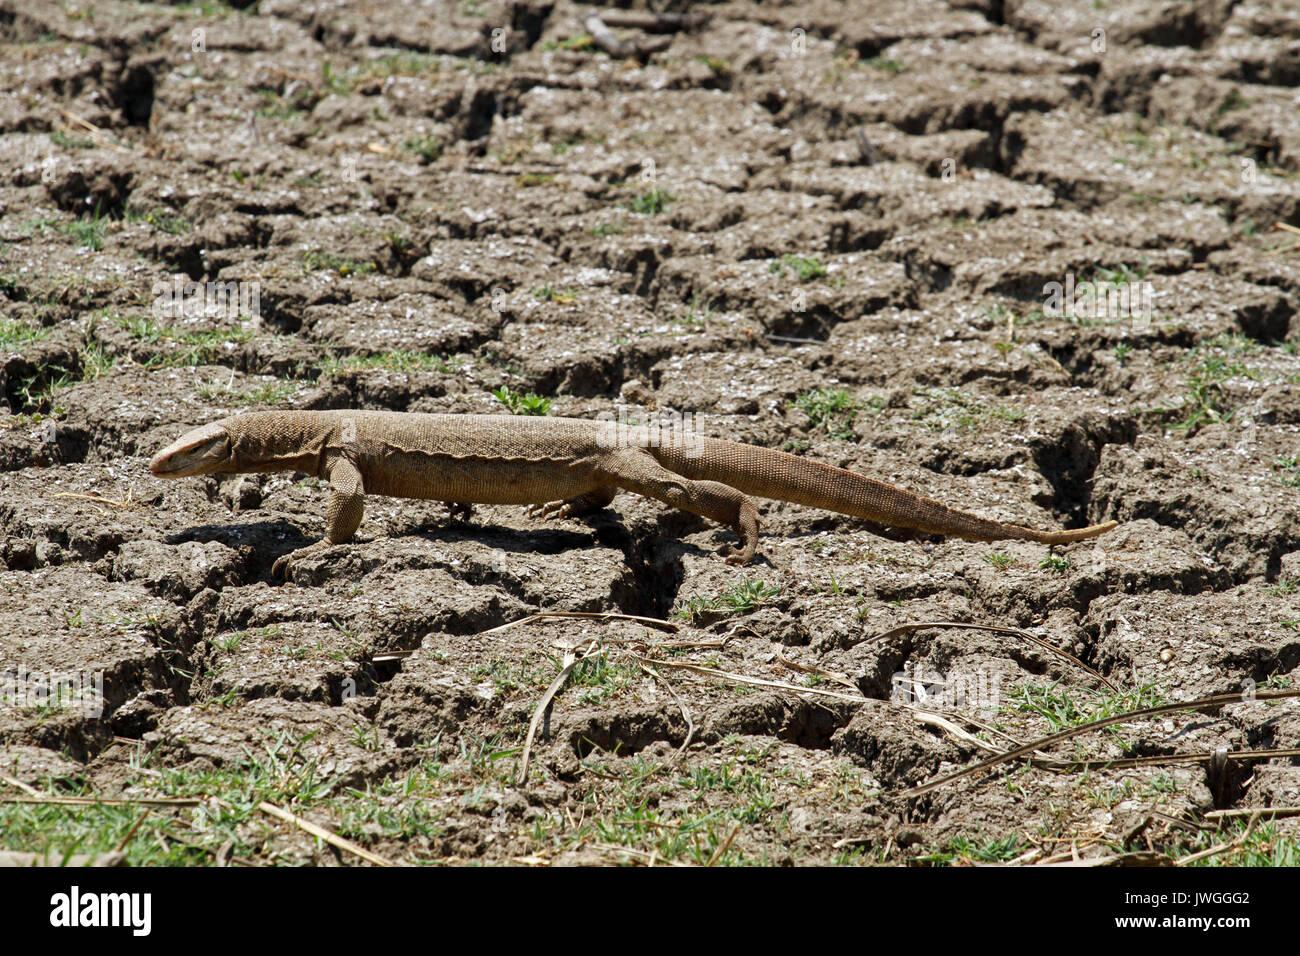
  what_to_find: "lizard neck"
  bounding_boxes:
[220,412,331,475]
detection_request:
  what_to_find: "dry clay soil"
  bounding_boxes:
[2,0,1300,866]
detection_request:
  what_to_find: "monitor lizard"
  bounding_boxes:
[148,410,1117,577]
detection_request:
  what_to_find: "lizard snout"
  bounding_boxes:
[149,423,232,477]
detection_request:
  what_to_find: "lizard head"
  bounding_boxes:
[149,422,233,477]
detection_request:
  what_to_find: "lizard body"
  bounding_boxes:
[149,410,1117,575]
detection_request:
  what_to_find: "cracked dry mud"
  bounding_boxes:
[1,0,1299,867]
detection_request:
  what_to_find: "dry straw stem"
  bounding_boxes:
[590,843,689,867]
[774,649,858,690]
[637,660,696,761]
[1205,805,1300,821]
[57,108,131,153]
[53,490,137,510]
[1176,813,1262,867]
[479,611,679,636]
[900,687,1300,798]
[114,810,151,854]
[516,639,599,785]
[866,620,1115,691]
[366,611,678,661]
[583,14,672,58]
[0,772,40,796]
[634,655,1024,757]
[910,710,1002,753]
[950,711,1051,756]
[0,794,202,807]
[256,800,393,867]
[766,333,828,345]
[1268,221,1300,254]
[1041,745,1300,773]
[0,849,126,867]
[1037,851,1174,868]
[634,656,869,704]
[706,824,741,866]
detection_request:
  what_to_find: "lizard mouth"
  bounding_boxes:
[149,423,232,477]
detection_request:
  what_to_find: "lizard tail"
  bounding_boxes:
[656,438,1116,544]
[1007,520,1118,544]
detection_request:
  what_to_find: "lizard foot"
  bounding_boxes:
[271,539,333,582]
[528,488,618,522]
[724,547,752,566]
[722,527,759,566]
[444,501,475,522]
[527,500,574,520]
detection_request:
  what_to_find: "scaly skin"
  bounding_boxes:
[149,410,1118,577]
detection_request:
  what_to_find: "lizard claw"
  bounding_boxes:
[271,553,293,582]
[722,535,758,566]
[527,500,571,520]
[271,539,333,582]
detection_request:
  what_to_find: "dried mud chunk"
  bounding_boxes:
[1091,435,1300,579]
[145,697,407,787]
[831,699,962,787]
[0,469,160,565]
[1244,764,1300,808]
[652,351,817,416]
[1,335,82,413]
[0,743,85,787]
[113,538,244,600]
[1232,287,1294,343]
[304,295,496,355]
[198,619,369,706]
[42,161,133,217]
[110,691,168,738]
[412,237,559,304]
[701,694,856,749]
[1080,519,1229,593]
[567,703,688,757]
[0,566,179,759]
[1089,585,1300,698]
[1240,384,1300,425]
[377,656,494,747]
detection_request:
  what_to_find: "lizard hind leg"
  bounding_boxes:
[528,486,618,521]
[599,450,761,564]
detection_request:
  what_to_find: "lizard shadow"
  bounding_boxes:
[166,520,315,572]
[779,517,938,545]
[166,514,769,574]
[405,520,602,557]
[406,511,728,566]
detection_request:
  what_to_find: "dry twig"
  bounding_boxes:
[900,688,1300,798]
[257,800,394,867]
[516,640,599,784]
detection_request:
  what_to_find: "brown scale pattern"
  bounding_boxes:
[151,411,1116,573]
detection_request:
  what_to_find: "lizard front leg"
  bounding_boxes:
[272,458,365,580]
[597,450,760,564]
